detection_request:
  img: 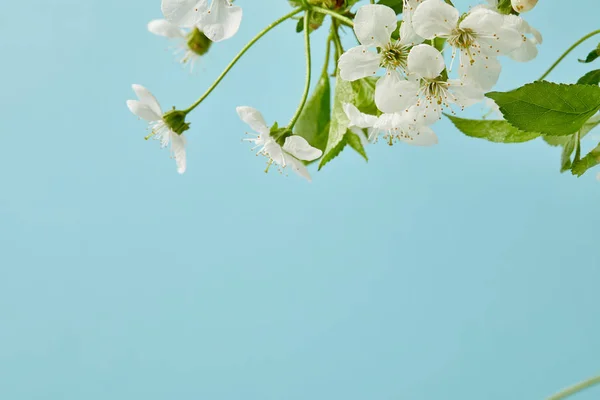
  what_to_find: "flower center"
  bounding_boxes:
[420,79,450,106]
[448,27,476,50]
[380,41,409,71]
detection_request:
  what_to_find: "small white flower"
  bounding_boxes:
[374,107,439,146]
[344,103,438,146]
[512,0,538,13]
[394,44,484,121]
[127,84,187,174]
[412,0,522,90]
[148,19,208,67]
[237,107,323,182]
[161,0,242,42]
[344,103,378,143]
[338,4,423,113]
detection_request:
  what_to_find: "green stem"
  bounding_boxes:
[331,21,344,76]
[288,10,313,130]
[311,6,354,28]
[548,375,600,400]
[183,7,303,114]
[538,29,600,81]
[321,33,332,78]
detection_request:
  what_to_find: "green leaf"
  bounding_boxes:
[294,70,331,152]
[572,143,600,176]
[376,0,403,14]
[318,72,376,169]
[346,131,368,161]
[578,44,600,63]
[446,115,540,143]
[433,37,447,53]
[577,69,600,85]
[486,81,600,136]
[545,114,600,172]
[319,70,354,170]
[352,76,378,115]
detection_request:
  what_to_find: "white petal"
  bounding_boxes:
[447,79,484,107]
[264,140,285,166]
[282,136,322,162]
[161,0,207,28]
[354,4,397,48]
[127,100,162,121]
[171,133,187,174]
[338,46,381,81]
[459,53,501,91]
[407,104,441,126]
[344,103,378,129]
[236,106,270,135]
[148,19,185,38]
[199,0,242,42]
[402,125,438,146]
[132,84,163,117]
[399,9,425,46]
[462,10,522,55]
[375,71,419,113]
[283,154,312,182]
[412,0,459,40]
[407,44,445,79]
[509,38,538,62]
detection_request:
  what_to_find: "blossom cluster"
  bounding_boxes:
[338,0,542,151]
[127,0,542,179]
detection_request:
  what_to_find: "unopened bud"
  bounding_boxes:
[511,0,538,13]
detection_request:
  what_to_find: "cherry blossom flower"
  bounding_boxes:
[481,1,543,62]
[393,44,484,122]
[237,107,322,182]
[161,0,242,43]
[338,4,423,113]
[127,85,187,174]
[373,107,439,146]
[412,0,522,90]
[344,103,438,146]
[148,19,212,67]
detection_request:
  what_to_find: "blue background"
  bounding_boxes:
[1,0,599,399]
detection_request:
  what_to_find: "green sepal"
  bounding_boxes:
[163,109,190,135]
[187,28,212,56]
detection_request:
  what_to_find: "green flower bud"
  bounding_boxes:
[163,109,190,135]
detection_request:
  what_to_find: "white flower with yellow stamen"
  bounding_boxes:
[237,107,322,182]
[338,4,423,113]
[412,0,522,90]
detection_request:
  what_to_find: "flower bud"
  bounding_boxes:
[511,0,538,13]
[163,110,190,135]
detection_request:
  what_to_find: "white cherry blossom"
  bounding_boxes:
[127,85,187,174]
[394,44,484,122]
[148,19,208,67]
[237,107,322,182]
[481,1,543,62]
[338,4,423,113]
[161,0,242,42]
[344,103,438,146]
[412,0,522,90]
[373,107,439,146]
